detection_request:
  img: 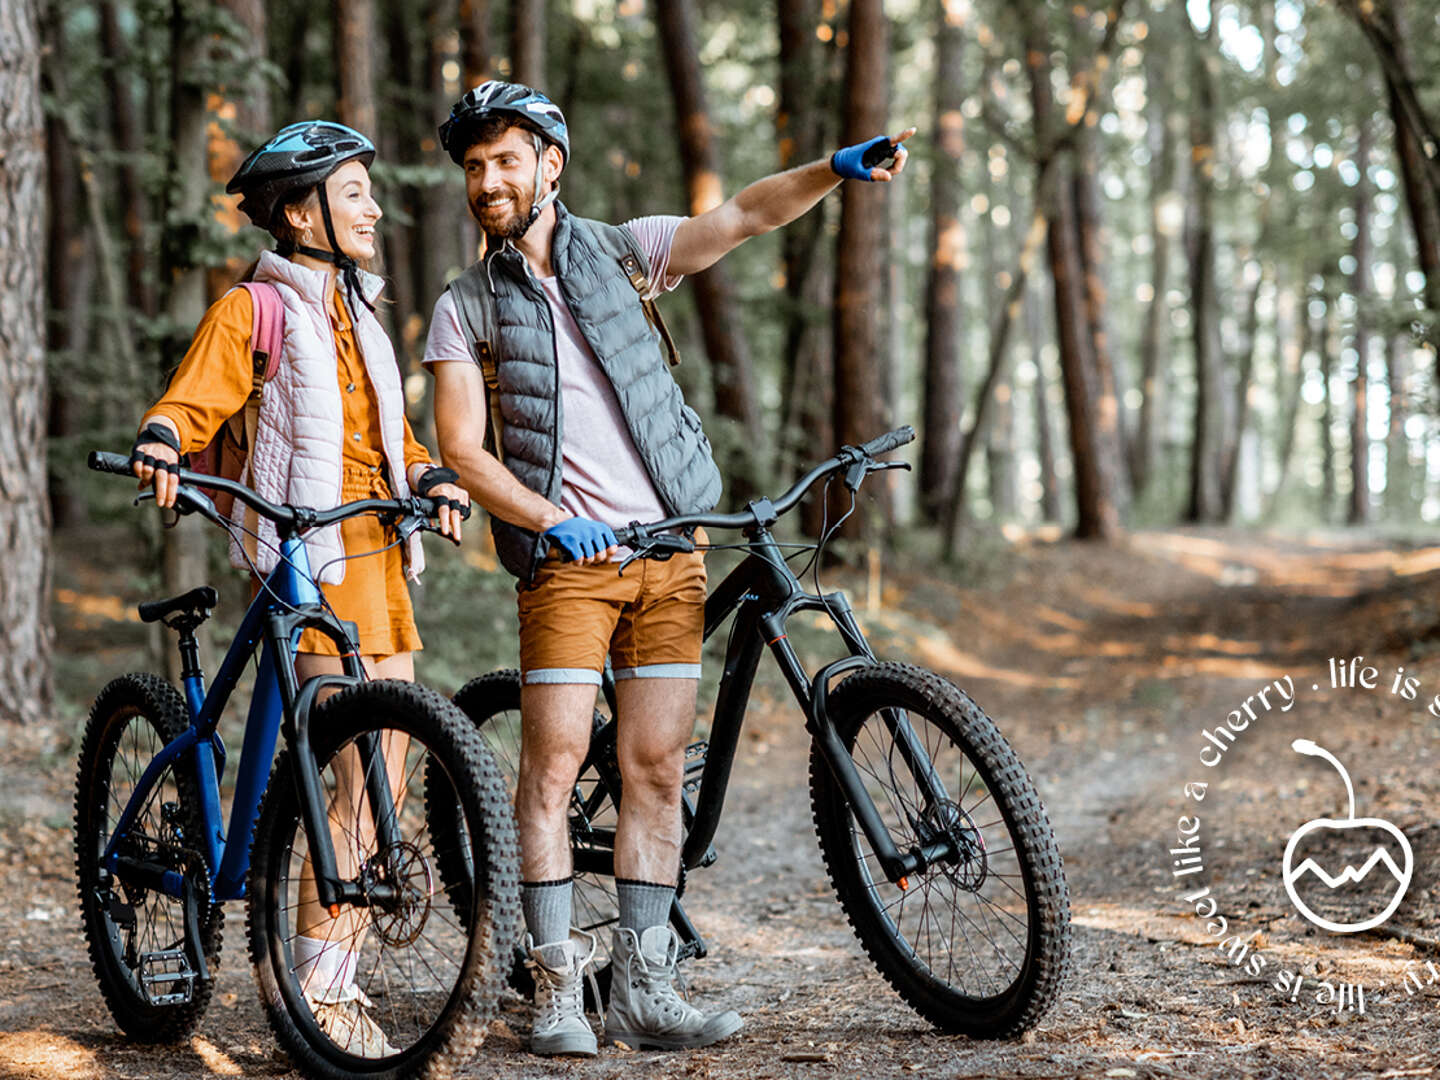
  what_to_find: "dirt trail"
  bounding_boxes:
[6,528,1440,1079]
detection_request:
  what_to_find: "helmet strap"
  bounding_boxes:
[526,133,559,227]
[306,182,375,313]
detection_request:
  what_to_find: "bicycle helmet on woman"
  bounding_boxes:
[227,120,378,308]
[438,81,569,229]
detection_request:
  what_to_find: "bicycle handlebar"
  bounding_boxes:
[612,425,914,548]
[88,450,467,534]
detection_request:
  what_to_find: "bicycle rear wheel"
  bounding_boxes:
[809,662,1069,1037]
[74,673,223,1041]
[248,680,519,1079]
[449,670,621,1001]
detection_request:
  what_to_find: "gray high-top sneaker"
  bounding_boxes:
[605,926,743,1050]
[524,929,599,1057]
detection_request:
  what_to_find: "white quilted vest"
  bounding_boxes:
[236,251,425,585]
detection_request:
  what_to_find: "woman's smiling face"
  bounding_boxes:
[295,159,381,260]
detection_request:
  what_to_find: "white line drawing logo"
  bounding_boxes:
[1282,739,1414,934]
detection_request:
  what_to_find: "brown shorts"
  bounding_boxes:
[517,539,706,686]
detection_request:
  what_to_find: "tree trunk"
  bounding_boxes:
[920,0,966,522]
[335,0,379,135]
[1133,60,1177,497]
[209,0,270,300]
[654,0,764,495]
[1268,281,1307,507]
[460,0,492,87]
[0,0,53,724]
[511,0,545,88]
[1348,114,1374,525]
[1384,334,1410,517]
[942,201,1049,558]
[1025,12,1123,540]
[1069,17,1130,507]
[1029,285,1063,523]
[1318,292,1337,521]
[157,0,216,679]
[99,0,155,319]
[832,0,892,540]
[41,3,87,528]
[777,0,835,535]
[1184,1,1223,523]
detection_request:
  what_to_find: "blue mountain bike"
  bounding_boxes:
[76,451,519,1079]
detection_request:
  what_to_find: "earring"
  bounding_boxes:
[303,226,313,245]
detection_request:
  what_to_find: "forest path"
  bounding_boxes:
[5,527,1440,1078]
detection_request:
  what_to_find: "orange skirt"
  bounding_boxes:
[256,458,422,658]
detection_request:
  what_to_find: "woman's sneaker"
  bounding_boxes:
[605,926,743,1050]
[524,929,599,1057]
[306,989,399,1059]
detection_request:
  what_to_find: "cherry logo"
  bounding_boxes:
[1281,739,1413,934]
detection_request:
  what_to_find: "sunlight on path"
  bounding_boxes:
[0,1032,99,1079]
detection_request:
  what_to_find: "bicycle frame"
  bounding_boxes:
[581,519,960,892]
[101,535,391,910]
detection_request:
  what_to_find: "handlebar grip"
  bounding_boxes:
[857,426,915,458]
[89,450,136,476]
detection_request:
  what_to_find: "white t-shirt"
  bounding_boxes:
[422,215,686,534]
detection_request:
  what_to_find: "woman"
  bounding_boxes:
[129,121,469,1058]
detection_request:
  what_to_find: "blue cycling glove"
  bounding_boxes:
[830,135,898,181]
[544,517,618,560]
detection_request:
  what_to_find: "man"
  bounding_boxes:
[423,80,912,1057]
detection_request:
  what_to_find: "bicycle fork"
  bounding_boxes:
[772,598,963,888]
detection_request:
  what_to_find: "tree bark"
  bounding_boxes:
[920,0,967,523]
[511,0,545,88]
[209,0,270,300]
[1318,292,1337,521]
[1184,1,1223,523]
[1384,334,1410,517]
[1024,10,1124,540]
[99,1,156,318]
[460,0,492,87]
[1348,113,1374,525]
[1069,13,1130,507]
[655,0,765,495]
[335,0,379,136]
[1133,44,1177,497]
[1267,281,1308,515]
[0,0,53,724]
[832,0,892,539]
[1029,285,1063,523]
[41,2,87,528]
[942,200,1049,557]
[777,0,835,535]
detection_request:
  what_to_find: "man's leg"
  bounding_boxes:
[516,683,595,940]
[514,561,628,1057]
[603,544,741,1050]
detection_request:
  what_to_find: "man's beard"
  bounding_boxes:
[471,189,534,242]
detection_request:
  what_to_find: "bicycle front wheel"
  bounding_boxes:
[248,680,519,1080]
[809,662,1069,1037]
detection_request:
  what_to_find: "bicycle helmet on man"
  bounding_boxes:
[439,81,569,230]
[227,120,377,307]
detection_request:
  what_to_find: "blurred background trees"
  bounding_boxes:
[11,0,1440,716]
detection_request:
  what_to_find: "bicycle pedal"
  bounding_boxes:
[137,948,196,1007]
[683,741,707,790]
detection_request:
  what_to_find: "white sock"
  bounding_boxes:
[293,935,359,1004]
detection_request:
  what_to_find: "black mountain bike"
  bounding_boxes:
[452,427,1070,1037]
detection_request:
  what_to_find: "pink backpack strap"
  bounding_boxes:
[236,281,285,379]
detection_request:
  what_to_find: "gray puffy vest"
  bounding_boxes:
[446,203,723,581]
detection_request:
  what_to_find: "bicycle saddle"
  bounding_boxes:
[138,586,219,624]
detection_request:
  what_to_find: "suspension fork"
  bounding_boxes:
[769,595,957,884]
